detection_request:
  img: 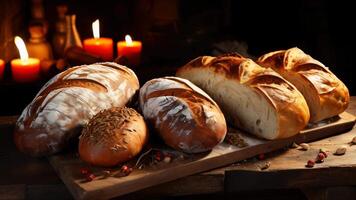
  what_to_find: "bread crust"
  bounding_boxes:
[139,77,227,153]
[14,62,140,156]
[79,107,148,167]
[177,54,310,139]
[257,47,350,122]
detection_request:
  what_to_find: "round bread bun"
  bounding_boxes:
[79,107,148,167]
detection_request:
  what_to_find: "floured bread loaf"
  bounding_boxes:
[139,77,227,153]
[177,54,310,140]
[14,62,139,156]
[257,47,349,122]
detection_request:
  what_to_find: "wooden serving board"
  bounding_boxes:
[49,112,356,200]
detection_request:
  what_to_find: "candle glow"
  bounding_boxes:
[117,35,142,66]
[83,19,113,61]
[11,36,41,83]
[125,35,133,46]
[14,36,29,62]
[92,19,100,39]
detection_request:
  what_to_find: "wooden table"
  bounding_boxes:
[1,97,355,200]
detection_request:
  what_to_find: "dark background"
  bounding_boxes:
[0,0,355,115]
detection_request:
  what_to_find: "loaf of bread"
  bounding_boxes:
[79,107,148,167]
[139,77,227,153]
[257,47,350,122]
[14,62,139,156]
[176,54,310,140]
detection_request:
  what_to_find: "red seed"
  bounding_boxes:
[120,165,132,176]
[155,151,163,161]
[121,165,128,172]
[306,160,315,168]
[316,153,325,163]
[319,149,328,158]
[80,168,89,175]
[86,174,95,181]
[258,154,265,160]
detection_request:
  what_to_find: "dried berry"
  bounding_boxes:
[258,154,265,160]
[121,165,129,172]
[306,160,315,168]
[121,165,132,175]
[316,153,325,163]
[86,174,95,181]
[334,146,347,155]
[319,148,328,158]
[80,168,89,175]
[155,151,163,161]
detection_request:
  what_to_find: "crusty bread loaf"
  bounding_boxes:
[257,47,350,122]
[14,62,139,156]
[79,107,148,167]
[176,54,310,140]
[139,77,227,153]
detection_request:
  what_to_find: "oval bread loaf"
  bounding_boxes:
[139,77,227,153]
[79,107,148,167]
[257,47,350,122]
[176,54,310,140]
[14,62,139,156]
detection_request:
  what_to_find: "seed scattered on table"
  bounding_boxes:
[257,154,265,160]
[298,143,309,151]
[316,153,325,163]
[259,161,271,170]
[291,142,299,148]
[86,173,96,181]
[163,156,172,163]
[334,146,347,155]
[306,160,315,168]
[319,148,328,158]
[350,136,356,145]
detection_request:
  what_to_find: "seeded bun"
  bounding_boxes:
[79,107,148,167]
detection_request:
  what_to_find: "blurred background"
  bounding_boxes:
[0,0,354,115]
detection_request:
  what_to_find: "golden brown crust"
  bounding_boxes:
[139,77,227,153]
[79,107,148,167]
[177,55,310,139]
[257,47,350,122]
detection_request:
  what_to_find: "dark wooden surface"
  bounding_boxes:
[49,112,355,199]
[1,97,356,200]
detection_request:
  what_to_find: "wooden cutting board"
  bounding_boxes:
[49,112,356,200]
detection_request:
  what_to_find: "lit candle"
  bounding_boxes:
[11,36,41,83]
[0,59,4,80]
[83,19,113,61]
[117,35,142,66]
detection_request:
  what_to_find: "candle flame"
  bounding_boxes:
[125,35,133,46]
[14,36,29,61]
[92,19,100,39]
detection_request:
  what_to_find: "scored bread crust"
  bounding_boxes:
[176,54,310,140]
[14,62,140,156]
[139,77,227,153]
[257,47,350,122]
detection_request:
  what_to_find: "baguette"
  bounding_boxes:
[177,54,310,140]
[257,47,349,122]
